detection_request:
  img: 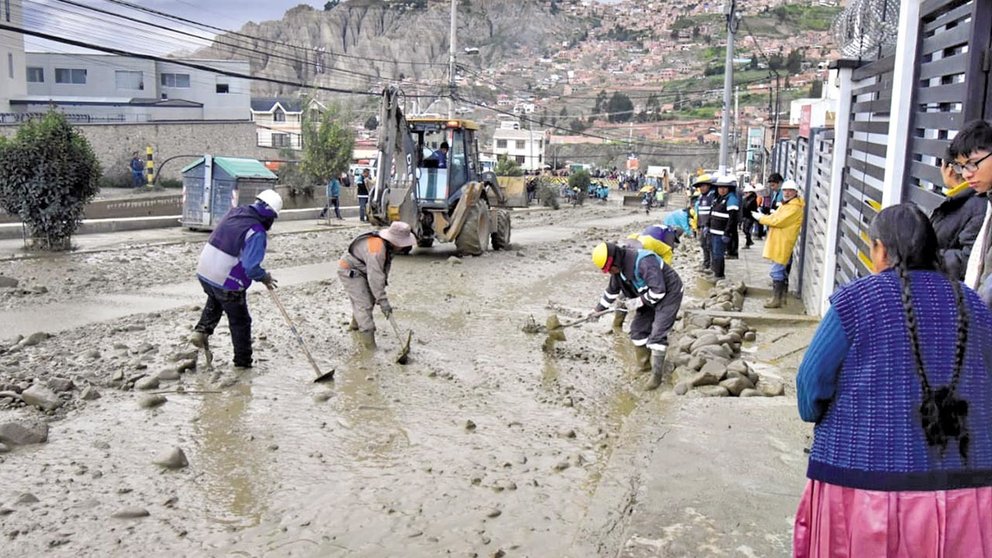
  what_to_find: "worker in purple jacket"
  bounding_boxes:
[190,190,282,369]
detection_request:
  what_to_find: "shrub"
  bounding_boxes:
[0,112,101,250]
[536,179,560,209]
[568,170,591,206]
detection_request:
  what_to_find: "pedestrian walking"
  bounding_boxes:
[129,153,144,188]
[589,240,684,391]
[338,221,417,349]
[357,168,371,222]
[740,184,759,249]
[319,175,342,220]
[754,179,804,308]
[794,203,992,558]
[951,120,992,307]
[706,175,739,281]
[693,174,717,274]
[190,190,282,369]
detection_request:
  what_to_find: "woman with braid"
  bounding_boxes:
[793,204,992,557]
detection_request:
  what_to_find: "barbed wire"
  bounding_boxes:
[832,0,900,60]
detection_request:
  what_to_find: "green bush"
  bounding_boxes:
[536,179,560,209]
[568,170,591,206]
[494,157,524,177]
[0,112,101,250]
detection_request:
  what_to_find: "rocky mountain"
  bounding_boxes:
[194,1,581,98]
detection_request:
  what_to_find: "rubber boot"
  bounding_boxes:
[358,330,377,350]
[612,309,627,330]
[644,348,667,391]
[764,281,786,309]
[633,345,652,374]
[349,316,359,331]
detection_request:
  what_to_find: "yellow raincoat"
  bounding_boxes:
[627,233,674,264]
[757,197,805,265]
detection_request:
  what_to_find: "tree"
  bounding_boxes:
[606,92,634,123]
[494,157,523,176]
[569,118,589,133]
[301,101,356,185]
[568,170,591,205]
[593,89,608,116]
[785,49,803,74]
[323,0,339,10]
[364,114,379,131]
[0,111,101,250]
[768,53,784,71]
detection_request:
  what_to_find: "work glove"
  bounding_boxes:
[751,211,763,221]
[380,299,393,318]
[625,297,643,312]
[261,272,278,288]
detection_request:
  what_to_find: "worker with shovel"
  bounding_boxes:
[190,189,282,369]
[590,241,684,390]
[338,221,417,349]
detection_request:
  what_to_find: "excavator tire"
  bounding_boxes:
[491,209,512,250]
[455,199,491,256]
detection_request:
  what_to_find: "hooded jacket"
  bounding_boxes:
[930,189,987,281]
[758,195,805,265]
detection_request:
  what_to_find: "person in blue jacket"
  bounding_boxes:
[663,206,691,239]
[190,190,282,369]
[319,175,342,220]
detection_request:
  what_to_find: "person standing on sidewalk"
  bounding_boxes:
[589,241,684,391]
[740,184,759,249]
[693,174,717,273]
[952,120,992,307]
[129,153,144,188]
[191,190,282,369]
[754,180,804,308]
[338,221,417,349]
[357,168,371,222]
[319,174,342,220]
[794,204,992,557]
[707,175,739,282]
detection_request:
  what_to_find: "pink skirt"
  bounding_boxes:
[794,479,992,558]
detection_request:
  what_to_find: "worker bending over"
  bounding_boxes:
[590,241,684,391]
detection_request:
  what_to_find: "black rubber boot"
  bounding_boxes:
[764,281,786,309]
[644,349,667,391]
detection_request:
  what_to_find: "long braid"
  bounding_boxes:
[949,279,970,390]
[895,263,931,394]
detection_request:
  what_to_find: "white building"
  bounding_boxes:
[0,0,27,113]
[12,53,250,121]
[493,120,547,171]
[250,97,325,149]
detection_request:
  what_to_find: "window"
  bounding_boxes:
[27,67,44,82]
[55,68,87,84]
[115,70,143,90]
[496,139,507,149]
[515,155,526,164]
[4,0,9,22]
[271,133,290,148]
[216,83,230,94]
[273,109,286,122]
[160,73,190,88]
[515,140,526,150]
[537,140,543,150]
[7,53,11,79]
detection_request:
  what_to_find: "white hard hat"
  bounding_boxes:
[255,189,283,216]
[781,179,799,191]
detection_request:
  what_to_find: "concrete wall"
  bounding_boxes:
[26,54,156,98]
[0,0,26,112]
[0,120,280,182]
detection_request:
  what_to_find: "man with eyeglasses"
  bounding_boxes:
[931,132,989,281]
[952,120,992,307]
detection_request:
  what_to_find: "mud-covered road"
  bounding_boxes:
[0,204,812,557]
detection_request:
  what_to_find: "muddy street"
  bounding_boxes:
[0,204,812,557]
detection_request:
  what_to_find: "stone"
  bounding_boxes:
[743,331,757,342]
[15,493,39,505]
[758,380,785,397]
[136,342,155,354]
[0,276,19,288]
[739,389,762,397]
[138,394,167,409]
[47,377,74,393]
[134,375,160,391]
[447,256,463,264]
[731,292,745,309]
[719,376,754,396]
[18,332,50,347]
[695,344,732,361]
[465,420,477,431]
[727,360,748,375]
[153,446,188,469]
[697,385,730,397]
[711,317,731,327]
[176,359,197,374]
[673,382,689,396]
[157,368,181,381]
[21,384,62,411]
[698,359,728,380]
[689,334,721,353]
[687,314,712,329]
[111,507,150,519]
[0,422,48,445]
[313,391,334,403]
[82,349,101,360]
[687,355,705,372]
[0,443,8,453]
[689,370,722,388]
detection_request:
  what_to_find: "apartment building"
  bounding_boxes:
[492,120,547,171]
[250,97,325,149]
[0,0,27,113]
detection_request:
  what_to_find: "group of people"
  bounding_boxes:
[319,167,372,223]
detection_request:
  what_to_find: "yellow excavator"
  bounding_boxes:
[369,86,512,255]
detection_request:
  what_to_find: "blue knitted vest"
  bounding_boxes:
[808,270,992,491]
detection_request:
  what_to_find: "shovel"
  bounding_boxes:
[539,307,623,352]
[386,314,412,365]
[267,285,335,383]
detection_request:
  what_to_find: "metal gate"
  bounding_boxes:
[794,129,833,313]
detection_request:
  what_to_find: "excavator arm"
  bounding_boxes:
[369,86,420,228]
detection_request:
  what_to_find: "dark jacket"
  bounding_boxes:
[930,189,987,281]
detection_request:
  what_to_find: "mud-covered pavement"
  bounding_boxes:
[0,204,814,556]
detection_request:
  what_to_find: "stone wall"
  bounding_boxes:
[0,121,281,183]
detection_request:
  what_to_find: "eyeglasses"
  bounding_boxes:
[951,151,992,175]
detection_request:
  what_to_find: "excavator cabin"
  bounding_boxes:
[406,117,482,208]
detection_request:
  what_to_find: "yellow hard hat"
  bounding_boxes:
[693,173,715,187]
[592,242,617,273]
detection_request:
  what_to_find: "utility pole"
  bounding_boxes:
[718,0,738,176]
[732,85,740,177]
[448,0,457,119]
